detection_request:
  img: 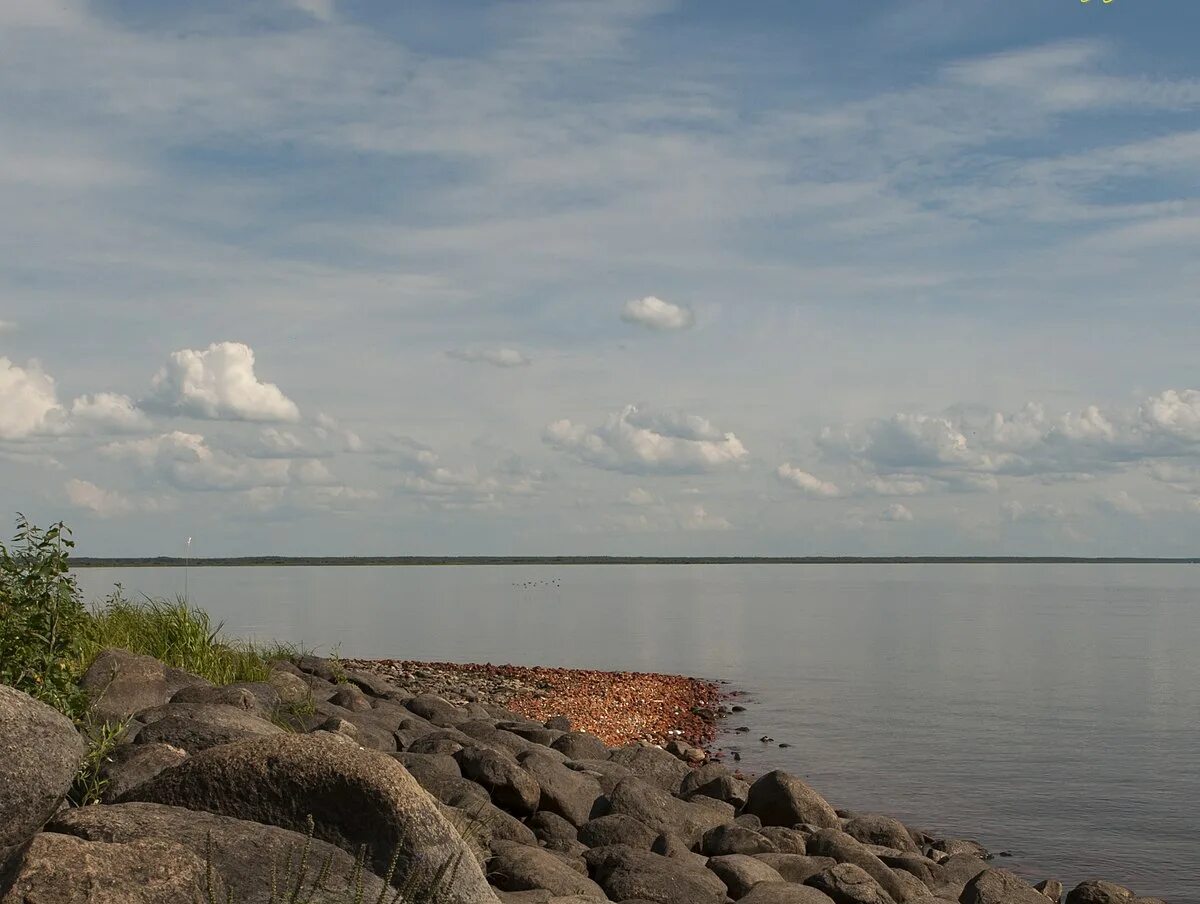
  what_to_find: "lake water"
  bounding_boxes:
[74,564,1200,903]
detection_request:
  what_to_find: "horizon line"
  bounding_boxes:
[70,555,1200,567]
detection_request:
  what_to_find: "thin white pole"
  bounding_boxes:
[185,536,192,600]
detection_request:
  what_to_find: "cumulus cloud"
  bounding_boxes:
[681,504,732,531]
[776,463,840,498]
[446,348,531,368]
[820,388,1200,494]
[1002,500,1067,523]
[148,342,300,422]
[620,296,694,331]
[63,479,152,517]
[0,357,61,439]
[545,405,747,474]
[70,393,150,433]
[383,440,544,510]
[103,431,332,491]
[881,502,914,522]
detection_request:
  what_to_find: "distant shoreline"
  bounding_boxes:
[70,555,1200,567]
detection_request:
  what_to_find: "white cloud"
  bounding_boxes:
[103,430,330,491]
[1095,491,1145,517]
[63,478,147,517]
[69,392,149,433]
[681,504,732,531]
[0,320,15,333]
[149,342,300,422]
[620,296,695,331]
[545,405,747,474]
[1002,500,1067,523]
[385,440,545,510]
[0,357,62,439]
[881,503,914,522]
[446,347,531,368]
[865,475,933,496]
[776,463,841,498]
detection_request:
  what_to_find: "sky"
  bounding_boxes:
[2,0,1200,557]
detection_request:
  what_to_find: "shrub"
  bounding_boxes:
[0,514,89,717]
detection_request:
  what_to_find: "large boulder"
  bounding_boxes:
[0,684,85,854]
[1036,879,1065,903]
[120,733,498,903]
[80,649,172,724]
[753,854,837,883]
[701,823,780,856]
[552,732,610,761]
[937,854,989,887]
[740,884,839,904]
[517,749,604,827]
[759,826,810,854]
[961,869,1047,904]
[586,845,728,904]
[807,829,912,902]
[578,814,659,850]
[132,701,284,753]
[745,771,839,828]
[407,693,469,726]
[608,776,731,847]
[876,853,944,889]
[607,745,691,793]
[48,801,389,904]
[487,841,604,898]
[0,832,207,903]
[706,853,787,898]
[842,816,918,854]
[529,811,587,856]
[1065,882,1139,904]
[806,863,897,904]
[689,773,752,810]
[564,758,635,795]
[456,746,541,816]
[96,742,187,802]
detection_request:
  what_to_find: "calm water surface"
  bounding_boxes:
[75,564,1200,902]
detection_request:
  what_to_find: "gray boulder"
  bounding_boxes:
[689,773,752,809]
[961,869,1047,904]
[740,884,839,904]
[267,668,312,705]
[487,840,604,898]
[745,771,839,828]
[578,814,659,850]
[607,744,691,793]
[0,832,207,903]
[96,742,187,802]
[706,853,787,898]
[456,746,541,816]
[587,845,727,904]
[807,829,912,902]
[843,815,918,853]
[552,732,610,761]
[753,854,837,883]
[759,826,810,854]
[120,733,498,903]
[806,863,897,904]
[701,823,780,856]
[1065,882,1138,904]
[80,648,171,723]
[48,801,389,903]
[518,749,604,826]
[608,776,731,847]
[1037,879,1065,903]
[0,684,85,853]
[132,701,284,752]
[407,693,469,726]
[529,810,587,856]
[938,854,989,887]
[876,853,945,889]
[565,758,634,794]
[170,681,280,716]
[929,838,989,860]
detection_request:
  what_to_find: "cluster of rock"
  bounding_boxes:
[0,650,1172,904]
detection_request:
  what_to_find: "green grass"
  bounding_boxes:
[78,589,297,686]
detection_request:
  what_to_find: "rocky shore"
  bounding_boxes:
[0,649,1173,904]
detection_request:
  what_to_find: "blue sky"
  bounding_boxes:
[2,0,1199,556]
